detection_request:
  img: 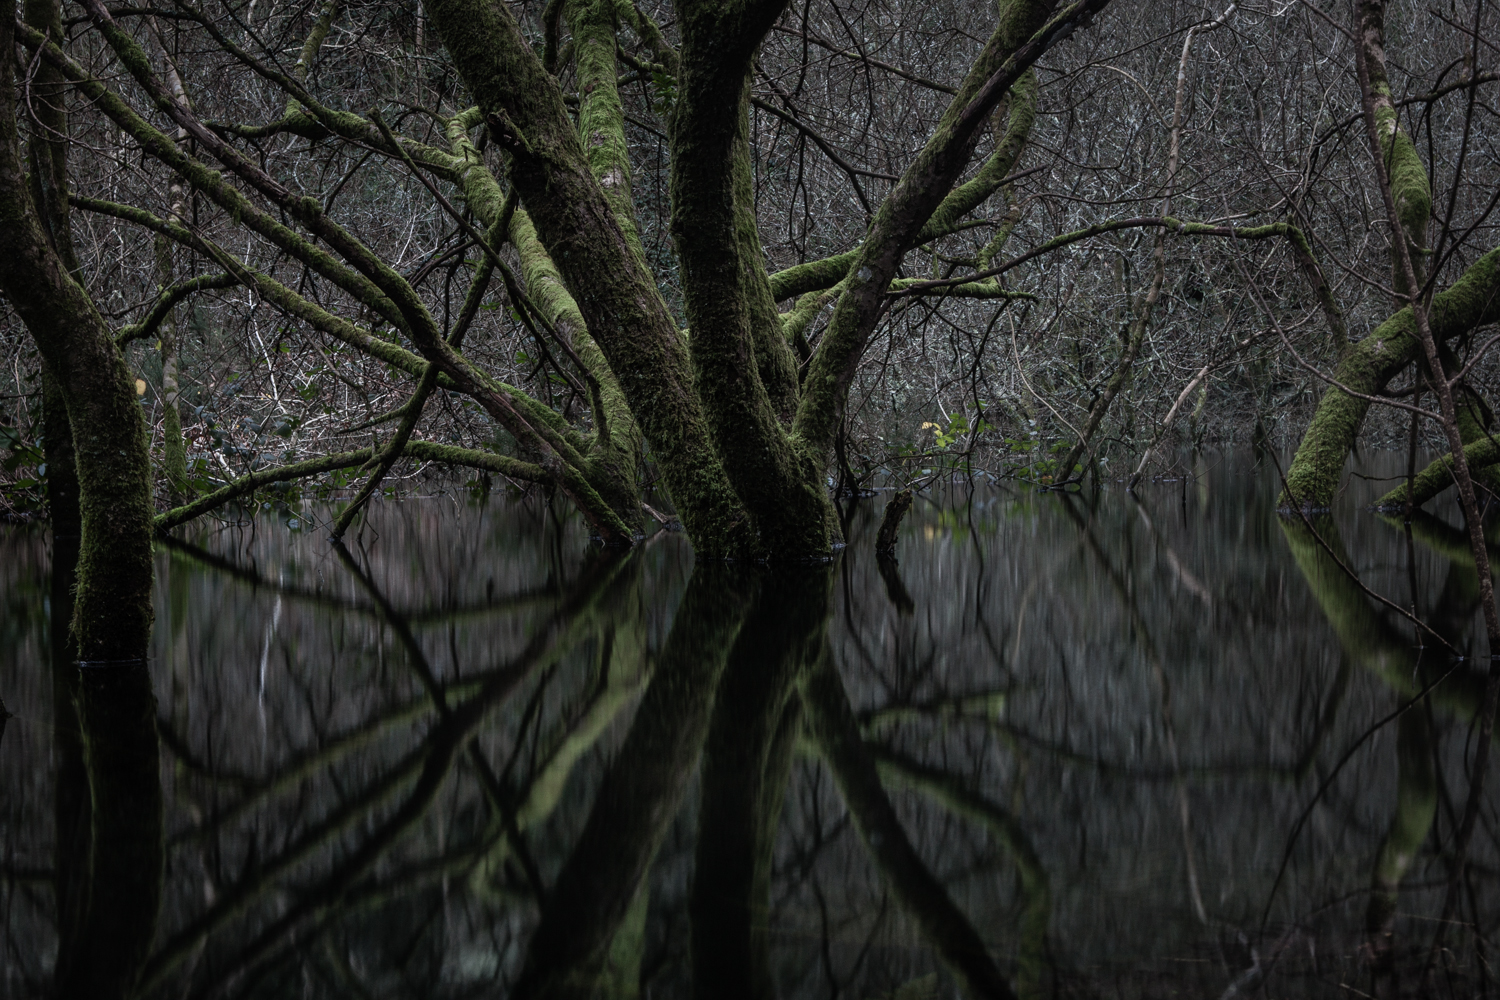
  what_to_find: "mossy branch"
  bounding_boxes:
[75,194,591,467]
[286,0,340,105]
[1358,0,1431,295]
[159,0,462,177]
[154,443,548,532]
[1280,245,1500,510]
[766,162,1047,303]
[762,42,1038,303]
[570,0,646,253]
[1373,435,1500,510]
[21,17,411,328]
[425,0,756,554]
[793,0,1114,462]
[115,272,238,346]
[895,217,1327,295]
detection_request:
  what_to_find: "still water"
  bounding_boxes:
[3,450,1499,999]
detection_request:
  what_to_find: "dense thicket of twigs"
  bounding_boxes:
[1,0,1497,516]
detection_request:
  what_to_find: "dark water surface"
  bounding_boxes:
[5,450,1500,999]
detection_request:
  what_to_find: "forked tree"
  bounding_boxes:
[5,0,1500,685]
[3,0,1112,583]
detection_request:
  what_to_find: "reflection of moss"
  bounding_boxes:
[1365,708,1436,964]
[872,746,1052,999]
[1376,510,1497,582]
[1283,511,1469,974]
[59,661,164,1000]
[1280,515,1486,716]
[694,570,830,1000]
[871,974,941,1000]
[598,882,648,1000]
[137,548,638,994]
[801,651,1018,1000]
[471,615,652,896]
[511,568,749,999]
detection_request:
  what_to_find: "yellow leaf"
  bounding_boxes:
[135,379,147,396]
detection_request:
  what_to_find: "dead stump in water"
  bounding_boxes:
[875,489,913,557]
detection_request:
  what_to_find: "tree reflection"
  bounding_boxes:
[14,458,1500,998]
[48,516,165,1000]
[1281,508,1489,995]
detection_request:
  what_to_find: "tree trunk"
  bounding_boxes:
[692,570,829,1000]
[422,0,754,555]
[2,7,163,997]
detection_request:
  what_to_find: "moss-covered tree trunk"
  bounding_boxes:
[422,0,753,555]
[1280,0,1500,512]
[1279,248,1500,510]
[2,6,163,998]
[3,0,154,660]
[790,0,1088,460]
[671,39,835,554]
[420,0,1109,559]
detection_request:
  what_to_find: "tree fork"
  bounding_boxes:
[423,0,754,556]
[69,8,632,542]
[671,3,835,556]
[792,0,1116,464]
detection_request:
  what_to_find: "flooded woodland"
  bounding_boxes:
[2,0,1500,992]
[6,451,1500,999]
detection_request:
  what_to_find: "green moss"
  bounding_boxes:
[508,208,645,531]
[426,0,755,556]
[1365,709,1436,945]
[155,444,553,532]
[1377,108,1431,293]
[1374,433,1500,510]
[569,0,644,255]
[511,568,749,997]
[670,38,832,555]
[3,0,154,665]
[924,67,1037,239]
[1281,246,1500,510]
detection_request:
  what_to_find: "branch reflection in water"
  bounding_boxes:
[4,449,1500,998]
